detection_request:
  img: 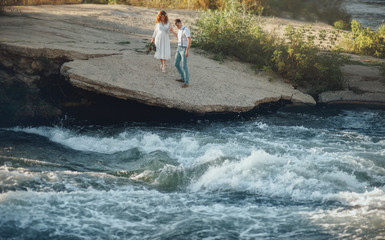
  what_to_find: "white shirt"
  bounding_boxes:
[178,25,191,47]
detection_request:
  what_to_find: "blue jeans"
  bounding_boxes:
[174,46,189,84]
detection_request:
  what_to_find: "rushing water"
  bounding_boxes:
[1,107,385,239]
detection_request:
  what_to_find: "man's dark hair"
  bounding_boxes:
[174,19,182,24]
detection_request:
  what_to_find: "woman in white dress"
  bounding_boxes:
[151,11,171,73]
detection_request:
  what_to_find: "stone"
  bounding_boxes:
[0,5,316,115]
[319,60,385,105]
[61,51,316,114]
[1,4,384,118]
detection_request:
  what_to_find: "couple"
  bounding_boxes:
[151,11,191,88]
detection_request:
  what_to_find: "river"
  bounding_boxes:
[1,1,385,239]
[343,0,385,28]
[1,107,384,239]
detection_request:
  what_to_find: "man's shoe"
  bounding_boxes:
[181,84,189,88]
[175,79,184,83]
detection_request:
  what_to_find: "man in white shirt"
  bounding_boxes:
[170,19,191,88]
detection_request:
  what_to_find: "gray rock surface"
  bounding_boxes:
[319,55,385,105]
[0,4,316,115]
[61,51,316,113]
[3,4,384,115]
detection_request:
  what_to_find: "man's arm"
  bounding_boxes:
[185,37,191,57]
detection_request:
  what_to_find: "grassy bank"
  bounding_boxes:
[339,21,385,58]
[193,4,349,96]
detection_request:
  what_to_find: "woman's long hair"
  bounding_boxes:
[155,11,168,24]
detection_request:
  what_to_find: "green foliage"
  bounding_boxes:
[193,4,348,95]
[271,26,348,93]
[193,6,274,67]
[333,20,349,30]
[347,20,385,58]
[378,24,385,36]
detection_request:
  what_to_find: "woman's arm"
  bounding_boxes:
[169,27,177,38]
[151,23,158,42]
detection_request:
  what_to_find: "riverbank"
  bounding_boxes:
[0,4,384,125]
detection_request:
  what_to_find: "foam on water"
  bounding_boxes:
[3,182,383,239]
[0,187,171,239]
[309,188,385,239]
[0,182,333,240]
[6,117,384,202]
[2,109,385,239]
[128,163,185,190]
[9,126,141,154]
[0,161,141,195]
[190,149,372,202]
[6,126,243,167]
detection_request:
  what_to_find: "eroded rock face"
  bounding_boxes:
[0,47,60,125]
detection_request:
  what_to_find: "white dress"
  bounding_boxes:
[152,22,171,60]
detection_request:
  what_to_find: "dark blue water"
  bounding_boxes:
[1,107,385,239]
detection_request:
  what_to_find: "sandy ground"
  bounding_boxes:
[1,4,384,112]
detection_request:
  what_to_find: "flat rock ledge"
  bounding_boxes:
[319,58,385,106]
[0,4,317,116]
[2,5,385,118]
[60,50,316,114]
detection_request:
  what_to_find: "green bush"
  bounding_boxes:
[333,20,349,30]
[348,20,385,58]
[271,26,347,93]
[193,5,275,67]
[193,5,347,95]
